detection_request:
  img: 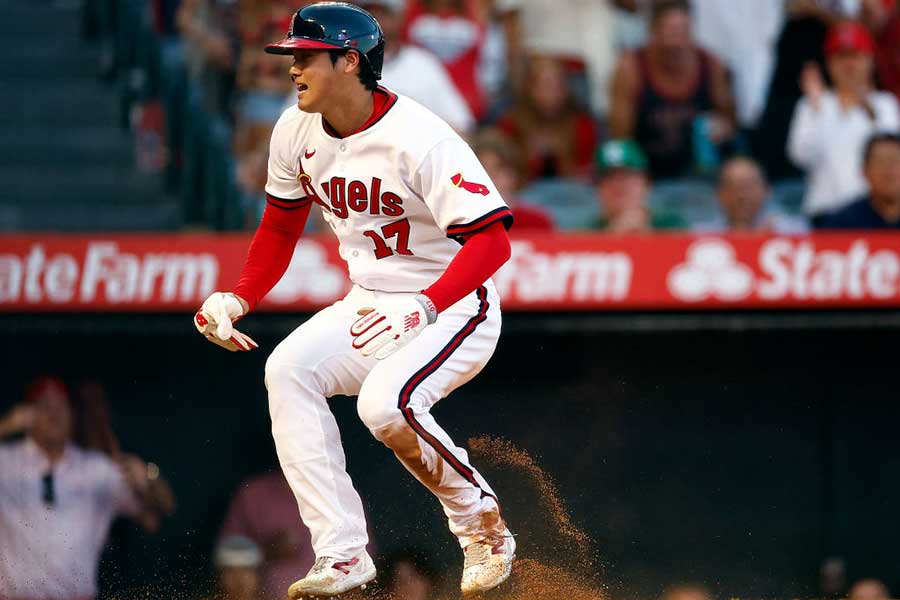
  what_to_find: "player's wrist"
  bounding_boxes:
[234,293,250,316]
[414,294,439,324]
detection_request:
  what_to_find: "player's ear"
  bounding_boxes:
[343,49,362,74]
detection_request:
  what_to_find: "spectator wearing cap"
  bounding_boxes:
[788,20,900,222]
[701,156,809,233]
[219,470,315,600]
[207,536,264,600]
[496,55,599,181]
[219,468,377,600]
[471,129,555,231]
[593,139,686,232]
[0,377,175,600]
[360,0,475,133]
[609,0,736,180]
[818,132,900,227]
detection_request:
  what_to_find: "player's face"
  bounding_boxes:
[290,49,343,113]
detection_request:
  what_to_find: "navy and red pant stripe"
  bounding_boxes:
[396,285,499,503]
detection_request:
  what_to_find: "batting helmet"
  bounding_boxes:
[265,2,386,80]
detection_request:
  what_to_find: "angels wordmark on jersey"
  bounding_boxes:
[265,86,513,291]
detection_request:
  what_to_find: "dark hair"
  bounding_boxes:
[863,132,900,165]
[651,0,691,25]
[328,49,379,91]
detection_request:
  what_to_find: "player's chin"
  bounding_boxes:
[296,90,318,113]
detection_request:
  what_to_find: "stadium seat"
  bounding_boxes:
[647,178,719,226]
[518,178,599,230]
[770,179,807,216]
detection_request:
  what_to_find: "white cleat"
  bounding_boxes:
[461,527,517,595]
[287,553,376,599]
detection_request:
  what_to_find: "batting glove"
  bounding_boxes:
[350,294,438,360]
[194,292,258,352]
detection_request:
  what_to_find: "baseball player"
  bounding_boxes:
[194,3,515,598]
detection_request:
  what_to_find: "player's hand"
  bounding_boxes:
[194,292,258,352]
[350,294,438,360]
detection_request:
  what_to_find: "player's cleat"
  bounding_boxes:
[288,553,376,599]
[460,527,517,595]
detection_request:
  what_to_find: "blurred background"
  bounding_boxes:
[1,0,899,599]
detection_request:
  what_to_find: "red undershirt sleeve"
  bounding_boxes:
[423,221,512,313]
[234,196,312,311]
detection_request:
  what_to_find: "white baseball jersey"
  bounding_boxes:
[264,86,513,293]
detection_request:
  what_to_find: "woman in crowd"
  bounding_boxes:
[788,20,900,222]
[496,55,598,181]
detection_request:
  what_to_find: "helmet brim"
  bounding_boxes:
[264,37,344,55]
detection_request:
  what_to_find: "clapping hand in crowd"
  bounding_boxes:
[0,403,36,438]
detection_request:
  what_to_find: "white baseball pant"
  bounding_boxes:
[265,282,504,561]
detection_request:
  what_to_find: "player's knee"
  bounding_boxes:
[264,347,314,394]
[357,392,404,437]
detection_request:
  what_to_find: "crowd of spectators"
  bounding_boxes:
[145,0,900,232]
[0,374,894,598]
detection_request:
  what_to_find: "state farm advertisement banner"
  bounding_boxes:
[0,233,899,312]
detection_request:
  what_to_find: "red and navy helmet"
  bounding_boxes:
[265,2,386,80]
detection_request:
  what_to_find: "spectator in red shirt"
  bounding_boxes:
[219,470,315,600]
[496,55,599,181]
[404,0,488,119]
[471,129,555,231]
[219,469,375,600]
[862,0,900,100]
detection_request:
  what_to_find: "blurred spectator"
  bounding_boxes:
[703,156,809,233]
[861,0,900,100]
[690,0,784,130]
[755,0,860,179]
[383,547,438,600]
[495,0,617,115]
[362,0,475,132]
[788,20,900,221]
[609,0,736,180]
[235,5,297,123]
[496,55,599,180]
[471,129,555,230]
[0,376,175,600]
[849,578,891,600]
[404,0,489,120]
[817,132,900,227]
[176,0,242,113]
[593,139,686,232]
[660,583,714,600]
[207,536,264,600]
[819,556,848,599]
[219,470,314,600]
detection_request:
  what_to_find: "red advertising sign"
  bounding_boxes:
[0,233,898,312]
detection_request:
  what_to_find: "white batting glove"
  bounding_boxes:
[194,292,258,352]
[350,294,438,360]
